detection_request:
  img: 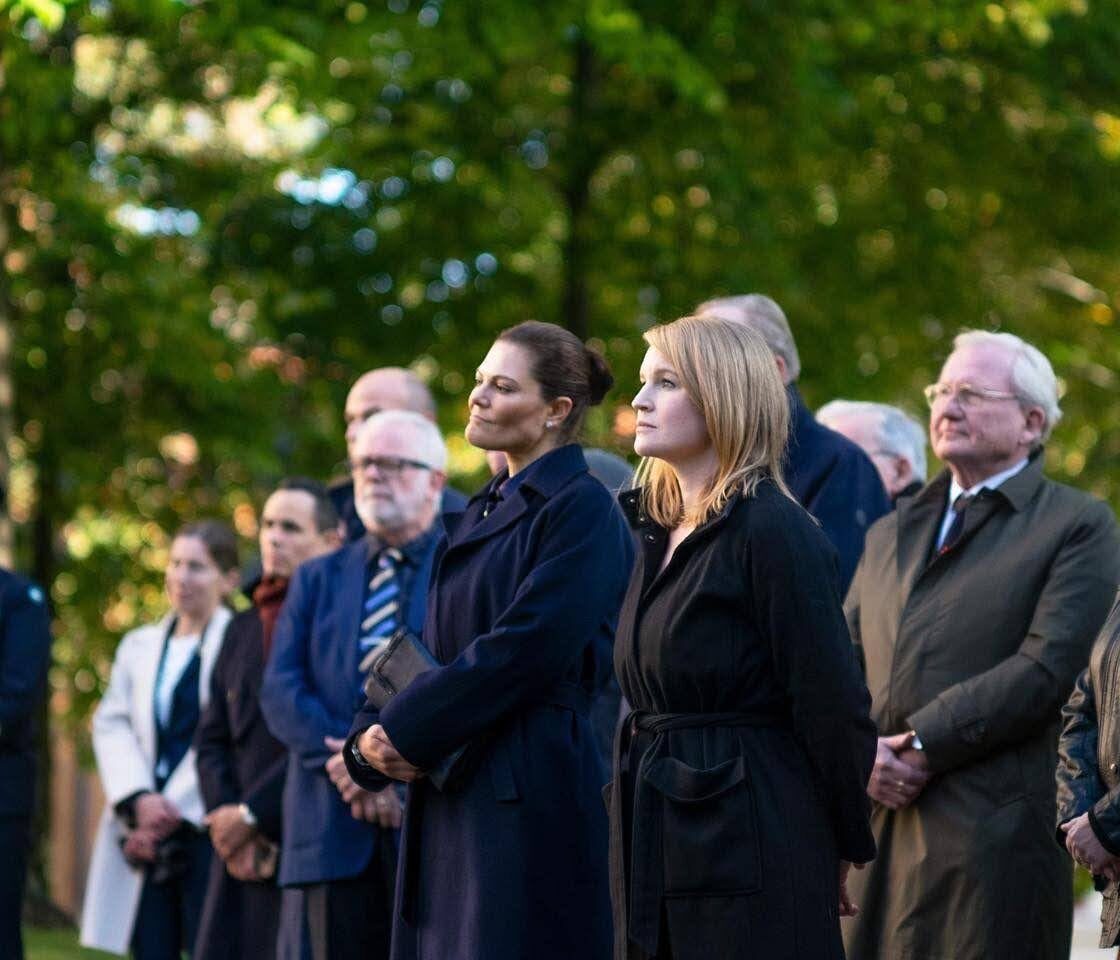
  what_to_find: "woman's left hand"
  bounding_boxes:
[839,860,863,918]
[358,724,424,782]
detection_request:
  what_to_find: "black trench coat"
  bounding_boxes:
[610,481,877,960]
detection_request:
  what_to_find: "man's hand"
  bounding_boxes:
[135,792,181,840]
[867,732,930,810]
[121,828,159,867]
[369,786,402,829]
[357,724,423,783]
[1062,813,1120,880]
[839,860,864,918]
[204,803,256,860]
[325,736,363,802]
[225,841,262,883]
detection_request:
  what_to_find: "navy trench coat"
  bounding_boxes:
[346,443,634,960]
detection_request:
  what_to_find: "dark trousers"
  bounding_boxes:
[130,830,212,960]
[0,816,31,960]
[305,842,393,960]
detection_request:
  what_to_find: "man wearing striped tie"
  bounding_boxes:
[262,410,447,960]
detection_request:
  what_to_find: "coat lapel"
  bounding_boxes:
[446,492,530,553]
[895,474,948,605]
[133,617,172,764]
[337,541,370,677]
[198,605,233,711]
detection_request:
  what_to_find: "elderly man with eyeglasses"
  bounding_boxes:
[842,330,1120,960]
[261,411,447,960]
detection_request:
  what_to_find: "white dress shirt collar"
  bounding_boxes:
[937,457,1030,550]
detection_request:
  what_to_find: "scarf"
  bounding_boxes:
[251,575,290,659]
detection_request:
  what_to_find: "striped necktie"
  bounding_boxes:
[358,547,404,663]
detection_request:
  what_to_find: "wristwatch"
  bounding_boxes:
[237,803,258,827]
[909,730,924,751]
[350,736,373,769]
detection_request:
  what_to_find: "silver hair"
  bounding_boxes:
[951,330,1062,443]
[818,400,928,481]
[357,409,448,472]
[694,294,802,382]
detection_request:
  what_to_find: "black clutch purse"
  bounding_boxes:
[361,629,477,792]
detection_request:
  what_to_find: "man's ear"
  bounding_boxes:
[1020,407,1045,448]
[773,354,790,384]
[429,469,447,494]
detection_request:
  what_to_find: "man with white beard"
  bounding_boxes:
[261,411,447,960]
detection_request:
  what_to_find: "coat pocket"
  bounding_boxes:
[644,755,762,896]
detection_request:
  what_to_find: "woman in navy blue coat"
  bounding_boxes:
[345,321,634,960]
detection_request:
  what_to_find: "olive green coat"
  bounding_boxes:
[843,455,1120,960]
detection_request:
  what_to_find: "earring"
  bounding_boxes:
[545,421,554,429]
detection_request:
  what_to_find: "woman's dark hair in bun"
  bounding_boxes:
[496,320,613,439]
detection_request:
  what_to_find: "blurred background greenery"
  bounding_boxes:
[2,0,1118,778]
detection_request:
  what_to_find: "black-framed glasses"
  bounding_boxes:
[922,381,1019,409]
[349,456,433,477]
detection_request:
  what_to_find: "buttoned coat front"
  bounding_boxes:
[260,536,435,887]
[843,456,1120,960]
[610,481,877,960]
[80,607,232,956]
[345,444,634,960]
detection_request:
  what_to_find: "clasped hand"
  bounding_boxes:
[867,732,930,810]
[122,793,182,866]
[1061,813,1120,880]
[324,736,406,828]
[355,725,424,784]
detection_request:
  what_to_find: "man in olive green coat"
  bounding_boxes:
[843,330,1120,960]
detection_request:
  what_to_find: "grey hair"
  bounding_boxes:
[694,294,801,382]
[952,330,1062,443]
[818,400,928,482]
[357,409,448,472]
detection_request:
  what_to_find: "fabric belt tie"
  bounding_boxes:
[610,709,787,958]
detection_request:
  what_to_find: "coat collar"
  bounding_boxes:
[466,443,590,506]
[449,444,589,552]
[894,450,1046,599]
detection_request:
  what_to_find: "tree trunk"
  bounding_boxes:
[561,33,596,341]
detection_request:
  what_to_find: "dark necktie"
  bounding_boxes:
[939,493,975,555]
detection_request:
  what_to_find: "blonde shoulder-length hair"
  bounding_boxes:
[636,315,794,527]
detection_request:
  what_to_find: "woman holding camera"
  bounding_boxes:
[81,521,239,959]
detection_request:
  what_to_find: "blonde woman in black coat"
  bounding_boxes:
[608,315,877,960]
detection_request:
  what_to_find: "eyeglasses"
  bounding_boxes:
[922,382,1020,409]
[349,456,433,477]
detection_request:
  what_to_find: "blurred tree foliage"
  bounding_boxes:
[1,0,1119,740]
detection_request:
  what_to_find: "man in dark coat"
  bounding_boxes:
[818,399,927,504]
[329,367,465,540]
[0,567,52,960]
[194,478,342,960]
[1057,594,1120,949]
[696,294,890,591]
[844,330,1120,960]
[261,412,446,960]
